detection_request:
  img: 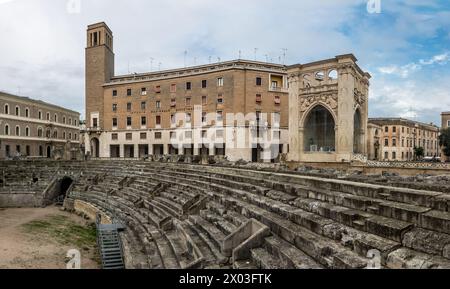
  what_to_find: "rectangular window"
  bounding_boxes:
[256,77,262,86]
[217,77,224,87]
[202,80,207,88]
[256,94,262,103]
[186,97,191,106]
[141,116,147,126]
[393,126,397,133]
[201,130,207,138]
[156,115,161,125]
[217,94,224,104]
[171,114,176,125]
[392,152,396,159]
[185,131,192,139]
[271,80,279,90]
[127,102,132,111]
[384,139,389,146]
[112,118,118,127]
[127,116,132,126]
[273,112,281,127]
[93,118,98,128]
[170,84,177,93]
[155,132,162,139]
[126,133,132,141]
[186,82,192,90]
[127,89,132,96]
[186,113,192,123]
[217,111,223,122]
[170,131,176,139]
[112,103,117,112]
[392,139,397,147]
[156,101,161,109]
[171,98,176,107]
[112,90,117,97]
[140,133,147,140]
[216,129,224,138]
[202,96,207,105]
[202,112,207,123]
[141,87,147,95]
[155,85,161,93]
[274,96,281,105]
[385,126,389,133]
[112,133,118,140]
[141,101,146,110]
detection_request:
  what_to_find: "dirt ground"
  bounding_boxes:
[0,206,100,269]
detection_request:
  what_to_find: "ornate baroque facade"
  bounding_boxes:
[287,55,371,163]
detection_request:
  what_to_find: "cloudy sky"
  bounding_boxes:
[0,0,449,124]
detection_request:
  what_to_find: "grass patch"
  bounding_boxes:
[22,215,97,249]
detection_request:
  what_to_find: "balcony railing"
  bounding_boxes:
[269,86,288,93]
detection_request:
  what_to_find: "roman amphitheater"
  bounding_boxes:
[1,158,449,269]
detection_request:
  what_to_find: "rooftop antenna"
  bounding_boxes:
[150,57,154,72]
[238,50,242,59]
[127,61,130,74]
[282,48,288,65]
[278,56,282,63]
[184,50,188,67]
[254,48,258,61]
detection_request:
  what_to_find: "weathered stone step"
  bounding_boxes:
[263,236,323,269]
[188,215,226,250]
[386,247,450,269]
[292,198,414,242]
[251,248,284,269]
[402,228,450,260]
[184,220,228,266]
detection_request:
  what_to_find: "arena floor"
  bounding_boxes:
[0,206,99,269]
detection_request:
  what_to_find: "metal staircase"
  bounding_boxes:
[97,223,126,269]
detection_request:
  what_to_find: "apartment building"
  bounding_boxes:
[368,118,439,161]
[0,92,81,159]
[84,22,288,162]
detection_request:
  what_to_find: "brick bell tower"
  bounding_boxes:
[85,22,115,130]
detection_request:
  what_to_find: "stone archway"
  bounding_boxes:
[90,138,100,158]
[303,105,336,153]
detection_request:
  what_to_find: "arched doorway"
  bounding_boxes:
[90,138,100,158]
[353,109,363,153]
[303,105,335,152]
[46,146,51,158]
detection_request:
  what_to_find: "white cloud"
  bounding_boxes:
[419,53,450,65]
[378,52,449,78]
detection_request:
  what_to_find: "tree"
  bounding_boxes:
[439,128,450,158]
[414,147,424,160]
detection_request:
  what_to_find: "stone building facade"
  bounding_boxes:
[85,22,289,162]
[0,92,81,159]
[287,55,371,163]
[441,111,450,162]
[368,118,440,161]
